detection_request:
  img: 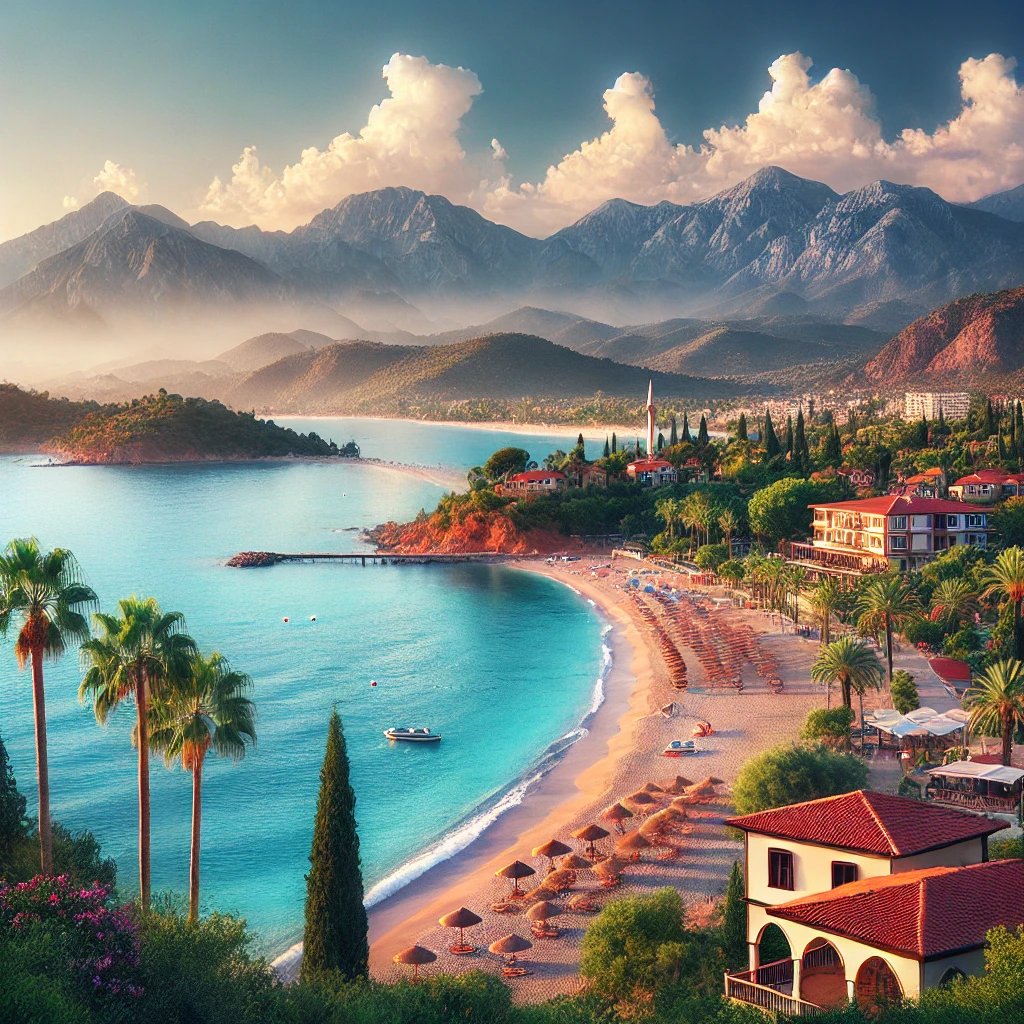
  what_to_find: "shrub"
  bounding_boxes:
[902,617,946,650]
[897,775,922,799]
[694,544,728,572]
[800,706,855,747]
[890,670,920,714]
[732,744,869,815]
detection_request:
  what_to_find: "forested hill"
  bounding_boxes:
[0,385,340,463]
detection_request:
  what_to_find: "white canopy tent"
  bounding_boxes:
[864,708,967,740]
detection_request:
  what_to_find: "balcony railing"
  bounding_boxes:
[725,960,824,1017]
[926,786,1021,814]
[783,541,889,574]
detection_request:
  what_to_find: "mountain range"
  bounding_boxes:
[3,167,1024,344]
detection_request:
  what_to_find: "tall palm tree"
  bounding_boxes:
[718,510,738,558]
[856,575,922,686]
[0,539,97,873]
[983,548,1024,660]
[79,597,196,910]
[929,578,979,631]
[149,653,256,924]
[787,566,808,626]
[809,577,842,647]
[965,659,1024,766]
[811,638,885,742]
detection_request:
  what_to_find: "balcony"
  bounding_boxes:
[783,541,890,577]
[725,959,824,1017]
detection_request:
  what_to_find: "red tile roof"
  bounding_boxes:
[953,470,1010,486]
[507,470,566,482]
[768,860,1024,959]
[627,459,675,471]
[724,790,1006,856]
[809,495,986,515]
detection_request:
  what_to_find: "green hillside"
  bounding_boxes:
[0,384,99,450]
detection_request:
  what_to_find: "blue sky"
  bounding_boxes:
[2,0,1023,239]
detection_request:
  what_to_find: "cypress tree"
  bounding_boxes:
[795,409,809,472]
[301,709,368,982]
[611,432,617,453]
[603,436,611,458]
[847,408,857,434]
[737,412,748,441]
[918,412,929,447]
[784,415,794,456]
[722,861,746,970]
[999,425,1007,461]
[764,409,781,459]
[576,432,585,449]
[669,416,678,446]
[697,414,709,447]
[657,432,665,452]
[681,413,692,444]
[985,399,996,438]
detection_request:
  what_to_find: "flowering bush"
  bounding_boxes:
[0,874,141,1000]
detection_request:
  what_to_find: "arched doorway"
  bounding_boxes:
[800,939,846,1008]
[754,924,793,992]
[856,956,903,1015]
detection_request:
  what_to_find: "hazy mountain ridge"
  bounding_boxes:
[967,184,1024,223]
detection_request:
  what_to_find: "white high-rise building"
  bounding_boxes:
[904,392,970,421]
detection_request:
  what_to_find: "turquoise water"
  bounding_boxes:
[0,422,605,953]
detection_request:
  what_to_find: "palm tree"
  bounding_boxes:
[787,566,808,626]
[965,659,1024,766]
[655,497,680,542]
[149,653,256,924]
[79,597,197,910]
[929,578,979,631]
[811,638,885,743]
[809,577,842,647]
[983,548,1024,660]
[718,510,738,558]
[856,575,922,686]
[0,539,97,873]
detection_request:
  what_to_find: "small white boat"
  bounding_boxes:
[384,727,441,743]
[662,739,697,758]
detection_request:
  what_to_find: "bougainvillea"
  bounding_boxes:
[0,874,142,1000]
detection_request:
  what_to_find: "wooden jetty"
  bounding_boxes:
[227,550,516,567]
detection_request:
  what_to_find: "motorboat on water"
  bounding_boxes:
[384,727,441,743]
[662,739,697,757]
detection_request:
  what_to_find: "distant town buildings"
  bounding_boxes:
[569,463,608,489]
[904,392,970,421]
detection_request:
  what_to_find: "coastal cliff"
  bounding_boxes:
[374,508,567,555]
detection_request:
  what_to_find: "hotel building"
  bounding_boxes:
[904,392,970,421]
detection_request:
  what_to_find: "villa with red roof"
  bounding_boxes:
[723,790,1020,1016]
[499,469,567,495]
[948,469,1024,503]
[786,494,990,576]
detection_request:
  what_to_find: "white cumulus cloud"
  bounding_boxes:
[201,53,489,227]
[63,160,144,211]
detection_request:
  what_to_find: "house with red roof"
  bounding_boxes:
[894,466,945,498]
[798,494,989,574]
[948,469,1024,503]
[498,469,567,495]
[723,790,1019,1016]
[625,457,677,487]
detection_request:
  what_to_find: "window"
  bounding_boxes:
[967,514,986,528]
[890,515,907,531]
[946,515,959,529]
[832,862,858,887]
[768,849,794,890]
[890,536,908,550]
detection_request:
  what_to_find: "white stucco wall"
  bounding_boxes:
[894,838,987,873]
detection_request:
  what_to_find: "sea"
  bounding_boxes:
[0,419,608,953]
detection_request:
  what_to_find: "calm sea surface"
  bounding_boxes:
[0,420,605,952]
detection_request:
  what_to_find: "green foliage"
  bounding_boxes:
[579,888,724,1007]
[0,730,28,875]
[989,836,1024,860]
[746,476,846,543]
[483,447,531,480]
[902,616,946,649]
[890,670,920,714]
[301,710,368,982]
[898,774,923,799]
[694,544,729,572]
[732,743,869,815]
[721,863,746,971]
[762,410,781,460]
[800,706,855,746]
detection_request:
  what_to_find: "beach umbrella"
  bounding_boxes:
[525,900,562,923]
[439,907,483,954]
[489,933,533,966]
[616,831,653,860]
[532,839,572,872]
[642,781,665,793]
[667,775,694,793]
[568,892,599,912]
[544,867,576,891]
[592,856,626,881]
[624,791,657,816]
[393,945,437,981]
[560,853,591,870]
[601,801,634,834]
[571,823,610,859]
[495,860,536,898]
[641,807,684,834]
[524,883,559,902]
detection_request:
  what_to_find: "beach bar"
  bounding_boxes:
[925,760,1024,815]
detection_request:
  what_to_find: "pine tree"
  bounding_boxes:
[657,432,665,451]
[784,415,794,456]
[764,410,781,459]
[795,408,808,469]
[681,414,692,443]
[722,861,746,970]
[301,710,368,982]
[697,414,709,447]
[669,416,678,446]
[0,730,28,873]
[603,436,611,458]
[737,412,748,441]
[611,432,617,453]
[577,433,585,449]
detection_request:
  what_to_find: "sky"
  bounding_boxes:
[1,0,1024,240]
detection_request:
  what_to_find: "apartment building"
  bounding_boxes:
[904,392,970,421]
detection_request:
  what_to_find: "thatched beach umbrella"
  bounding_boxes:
[625,790,657,813]
[561,853,591,870]
[641,807,684,835]
[667,775,694,793]
[439,907,483,954]
[496,860,536,898]
[571,823,610,860]
[394,945,437,981]
[532,839,572,873]
[523,882,559,902]
[489,933,533,967]
[545,867,576,892]
[593,856,626,883]
[525,900,562,923]
[616,831,653,861]
[642,781,665,793]
[601,802,634,823]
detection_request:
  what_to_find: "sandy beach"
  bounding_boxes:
[273,557,958,997]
